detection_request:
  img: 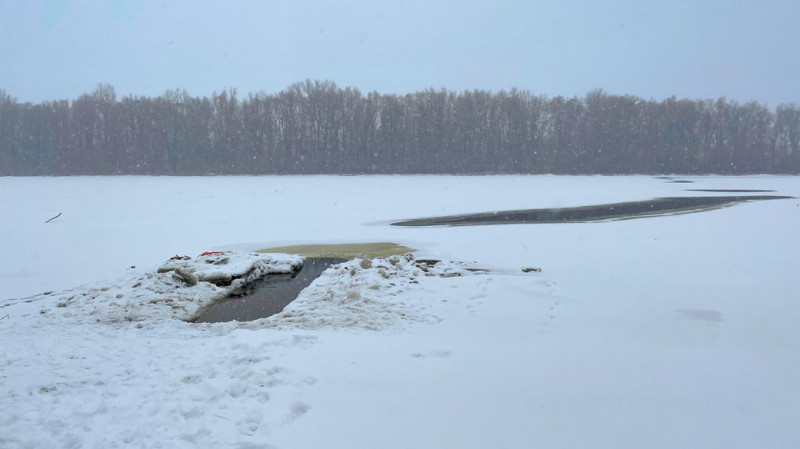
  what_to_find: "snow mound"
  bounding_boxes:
[28,252,303,324]
[11,252,478,330]
[246,255,476,331]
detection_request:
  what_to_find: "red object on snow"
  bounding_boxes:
[199,251,231,257]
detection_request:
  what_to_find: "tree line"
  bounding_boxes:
[1,80,799,175]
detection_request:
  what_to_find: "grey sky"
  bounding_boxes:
[2,0,799,106]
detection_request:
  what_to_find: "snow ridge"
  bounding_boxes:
[249,255,476,331]
[24,252,303,324]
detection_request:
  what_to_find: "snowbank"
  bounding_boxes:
[5,250,477,330]
[13,252,303,324]
[247,255,477,331]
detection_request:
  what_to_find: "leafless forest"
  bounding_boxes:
[1,80,798,175]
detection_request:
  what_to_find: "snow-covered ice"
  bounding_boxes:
[1,175,799,449]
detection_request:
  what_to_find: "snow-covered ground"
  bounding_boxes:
[1,175,799,449]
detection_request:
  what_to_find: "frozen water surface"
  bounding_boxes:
[1,175,798,449]
[194,258,347,323]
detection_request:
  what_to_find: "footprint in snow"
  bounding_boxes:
[180,374,203,384]
[411,349,451,359]
[284,401,311,423]
[237,409,264,436]
[225,381,248,399]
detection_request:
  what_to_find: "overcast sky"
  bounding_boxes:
[2,0,799,106]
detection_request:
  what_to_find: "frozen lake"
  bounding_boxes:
[1,175,799,449]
